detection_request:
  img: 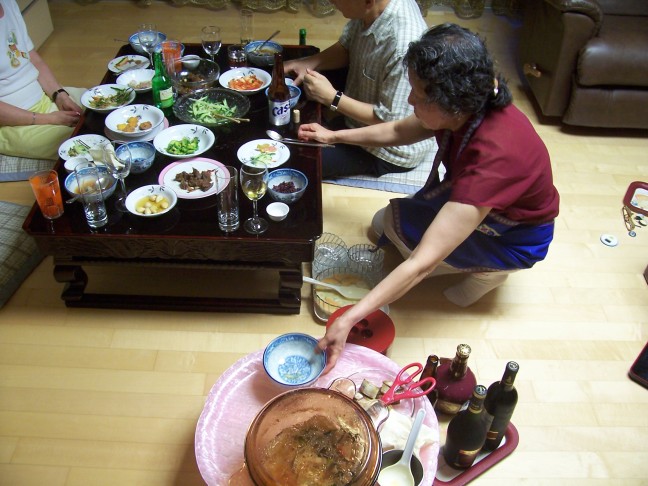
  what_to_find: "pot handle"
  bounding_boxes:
[328,377,357,398]
[328,377,390,430]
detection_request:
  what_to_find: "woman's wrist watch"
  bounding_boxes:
[330,91,343,112]
[51,88,68,103]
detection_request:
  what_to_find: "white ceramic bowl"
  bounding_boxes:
[115,141,156,174]
[64,166,117,199]
[219,67,271,96]
[116,68,155,93]
[63,156,92,173]
[105,104,165,138]
[267,168,308,204]
[125,184,177,217]
[264,84,301,109]
[263,333,327,387]
[153,124,215,158]
[266,202,289,221]
[81,84,136,113]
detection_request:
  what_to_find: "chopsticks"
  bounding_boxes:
[210,112,250,124]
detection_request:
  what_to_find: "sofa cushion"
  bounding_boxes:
[597,0,648,16]
[0,201,44,308]
[0,154,55,182]
[578,15,648,87]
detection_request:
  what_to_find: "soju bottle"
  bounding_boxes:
[152,51,174,116]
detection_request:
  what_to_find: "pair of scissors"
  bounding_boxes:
[379,362,437,406]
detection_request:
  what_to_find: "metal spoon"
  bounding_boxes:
[377,409,426,486]
[303,276,370,300]
[266,130,334,148]
[253,30,281,52]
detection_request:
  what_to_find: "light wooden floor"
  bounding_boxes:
[1,1,648,485]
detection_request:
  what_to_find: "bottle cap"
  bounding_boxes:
[457,343,471,357]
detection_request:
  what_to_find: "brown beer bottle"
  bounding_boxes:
[268,53,290,127]
[420,354,439,406]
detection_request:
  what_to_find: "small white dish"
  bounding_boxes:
[266,202,289,222]
[116,68,155,93]
[153,124,215,158]
[125,184,177,217]
[63,156,92,173]
[81,84,136,113]
[105,104,165,138]
[108,54,150,74]
[218,67,271,95]
[237,139,290,169]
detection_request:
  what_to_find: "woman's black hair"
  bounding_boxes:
[404,23,512,117]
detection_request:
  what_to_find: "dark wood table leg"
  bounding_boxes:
[54,264,89,303]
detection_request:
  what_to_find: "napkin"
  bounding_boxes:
[380,409,438,457]
[88,143,122,169]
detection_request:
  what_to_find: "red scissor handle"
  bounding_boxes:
[380,362,437,405]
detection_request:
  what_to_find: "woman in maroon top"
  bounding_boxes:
[299,24,559,372]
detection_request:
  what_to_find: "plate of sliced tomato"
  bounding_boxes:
[219,68,271,95]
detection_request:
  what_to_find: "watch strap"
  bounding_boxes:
[330,91,343,111]
[51,88,68,103]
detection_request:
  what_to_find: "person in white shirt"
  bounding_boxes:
[0,0,85,160]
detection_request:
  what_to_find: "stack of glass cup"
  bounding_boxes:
[311,233,385,322]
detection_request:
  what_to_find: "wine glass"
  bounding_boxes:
[240,162,268,235]
[102,141,132,212]
[201,25,222,62]
[137,23,159,64]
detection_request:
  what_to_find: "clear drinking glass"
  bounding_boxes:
[240,162,268,235]
[240,9,253,46]
[136,23,160,64]
[201,25,222,62]
[102,141,132,212]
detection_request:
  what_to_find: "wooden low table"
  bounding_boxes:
[23,44,323,314]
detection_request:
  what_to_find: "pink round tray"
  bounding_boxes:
[195,343,440,485]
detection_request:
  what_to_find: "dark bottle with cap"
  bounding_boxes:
[299,28,307,45]
[482,361,519,451]
[443,384,489,469]
[268,53,290,128]
[419,354,439,406]
[434,344,477,415]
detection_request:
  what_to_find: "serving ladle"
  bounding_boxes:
[377,408,426,486]
[266,130,335,148]
[303,276,370,300]
[253,30,281,53]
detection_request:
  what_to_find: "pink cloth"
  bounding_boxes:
[195,343,440,485]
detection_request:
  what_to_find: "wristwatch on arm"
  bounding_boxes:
[51,88,68,103]
[330,91,343,112]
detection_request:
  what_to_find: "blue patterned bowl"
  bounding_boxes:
[116,141,156,174]
[263,333,327,387]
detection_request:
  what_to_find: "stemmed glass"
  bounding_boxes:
[201,26,222,62]
[137,23,160,64]
[240,162,268,235]
[102,141,132,212]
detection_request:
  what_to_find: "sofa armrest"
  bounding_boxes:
[518,0,600,116]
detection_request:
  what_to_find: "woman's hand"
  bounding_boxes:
[302,69,335,106]
[297,123,335,144]
[317,314,356,374]
[55,92,82,114]
[40,110,81,127]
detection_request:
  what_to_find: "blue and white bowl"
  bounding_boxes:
[64,166,117,199]
[264,84,301,109]
[267,168,308,205]
[245,40,283,67]
[263,333,326,387]
[129,32,167,55]
[116,141,156,174]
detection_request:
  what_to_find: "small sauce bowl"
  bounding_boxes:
[266,202,289,221]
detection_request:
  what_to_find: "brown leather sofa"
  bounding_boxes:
[518,0,648,129]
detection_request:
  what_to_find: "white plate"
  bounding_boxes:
[81,84,136,113]
[218,67,271,95]
[58,134,111,161]
[108,55,150,74]
[105,117,169,143]
[237,139,290,169]
[116,68,155,93]
[105,104,165,138]
[159,158,229,199]
[153,124,215,159]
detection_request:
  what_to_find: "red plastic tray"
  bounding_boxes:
[433,422,519,485]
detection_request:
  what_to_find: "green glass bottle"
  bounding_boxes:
[299,28,307,45]
[152,51,174,116]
